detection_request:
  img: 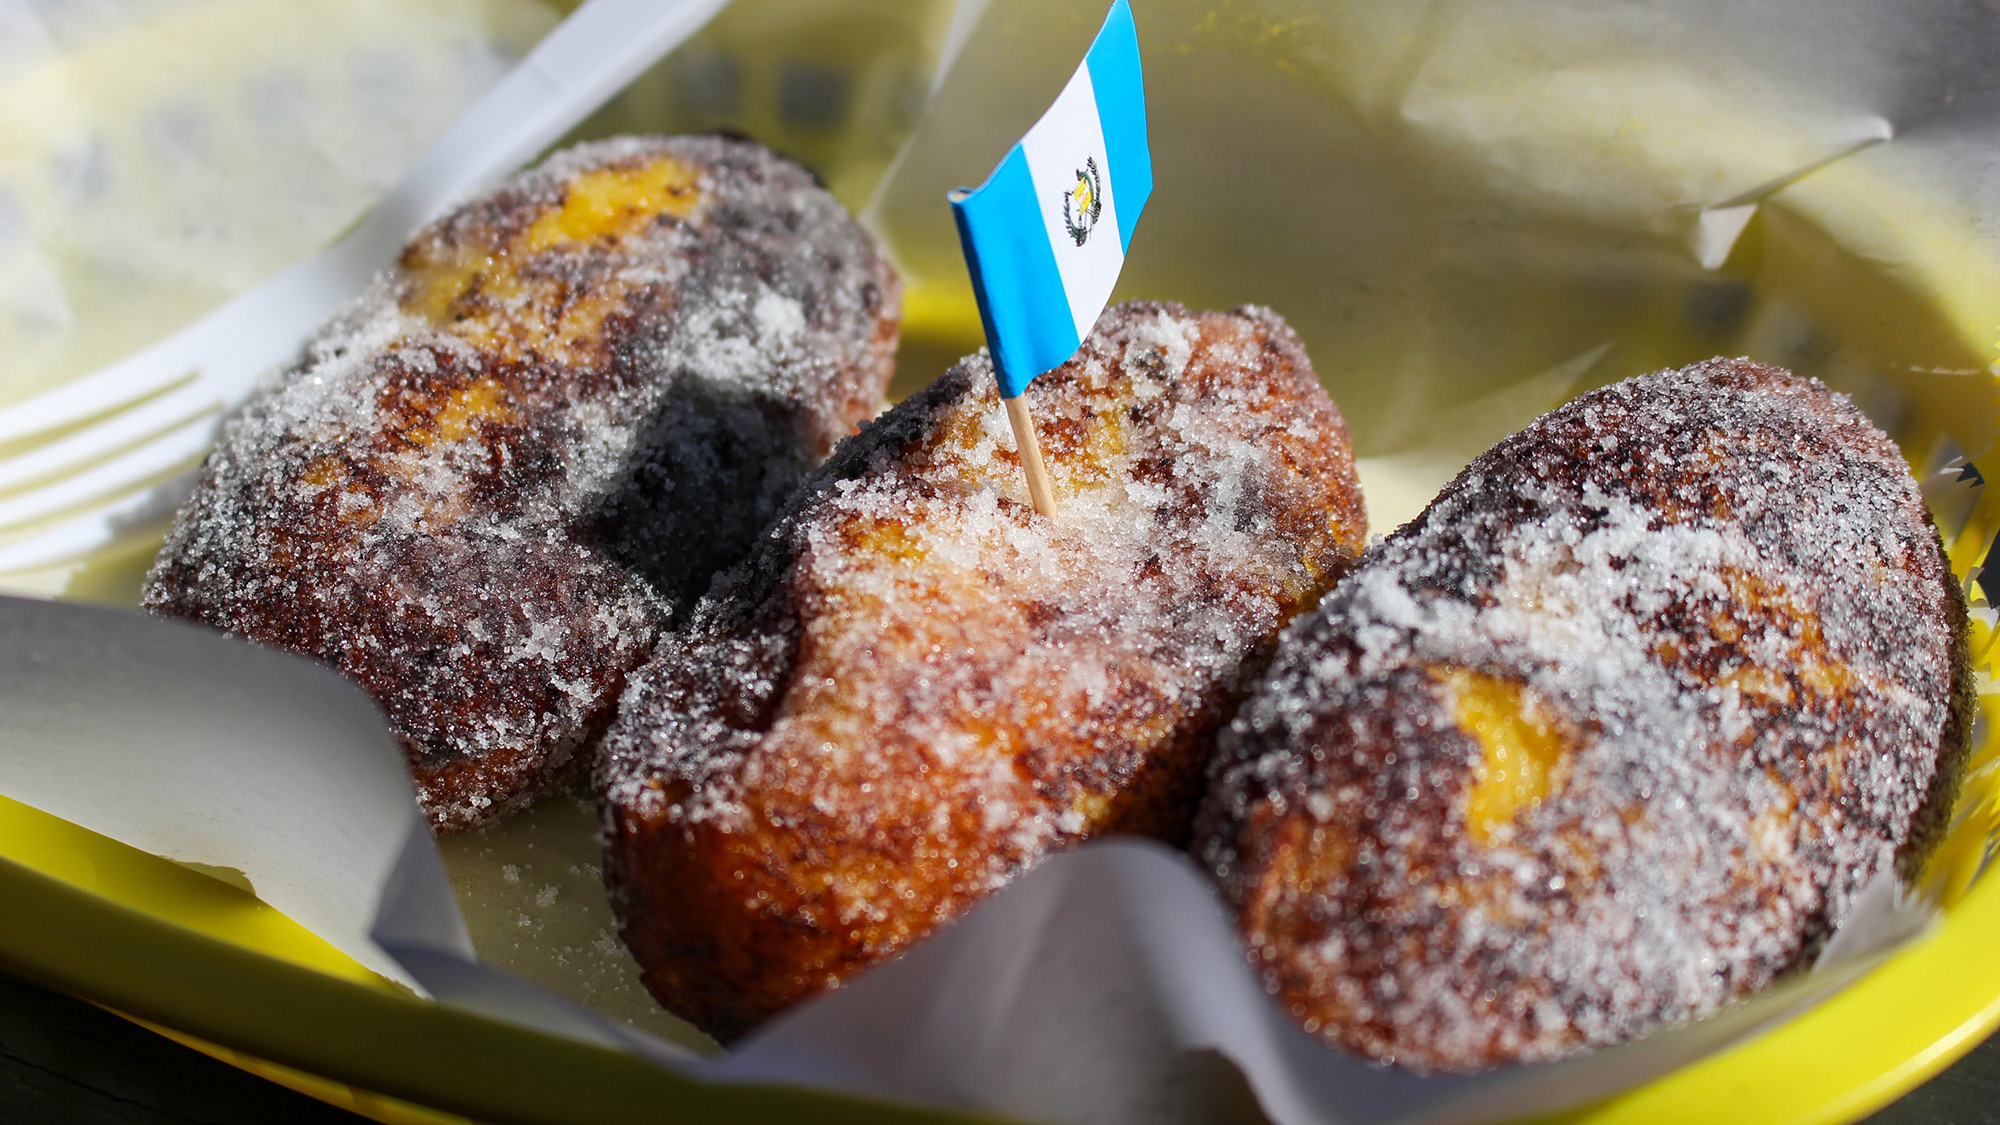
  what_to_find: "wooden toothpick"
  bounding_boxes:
[1004,394,1058,519]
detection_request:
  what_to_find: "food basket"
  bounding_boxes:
[2,1,1998,1122]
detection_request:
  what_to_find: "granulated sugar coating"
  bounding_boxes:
[1194,358,1974,1072]
[142,136,900,832]
[598,302,1370,1038]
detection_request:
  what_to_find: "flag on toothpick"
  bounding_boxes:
[950,0,1152,518]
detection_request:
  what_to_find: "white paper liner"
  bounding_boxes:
[0,593,451,988]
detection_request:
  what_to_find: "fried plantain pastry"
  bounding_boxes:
[1194,358,1973,1071]
[143,136,900,832]
[597,302,1370,1038]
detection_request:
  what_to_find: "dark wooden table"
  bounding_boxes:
[0,970,359,1123]
[1,965,1994,1123]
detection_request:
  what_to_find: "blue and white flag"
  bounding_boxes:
[951,0,1151,400]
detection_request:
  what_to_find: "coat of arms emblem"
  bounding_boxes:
[1062,157,1104,246]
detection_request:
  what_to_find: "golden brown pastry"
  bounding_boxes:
[598,301,1370,1038]
[143,136,900,832]
[1193,358,1973,1071]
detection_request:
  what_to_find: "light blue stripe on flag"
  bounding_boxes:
[951,0,1150,400]
[1086,0,1150,251]
[951,147,1078,400]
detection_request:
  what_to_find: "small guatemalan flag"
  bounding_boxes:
[950,0,1152,400]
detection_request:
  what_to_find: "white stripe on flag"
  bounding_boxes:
[1019,62,1124,347]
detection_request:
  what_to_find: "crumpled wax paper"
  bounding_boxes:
[873,0,2000,536]
[0,0,559,599]
[0,0,554,410]
[3,1,1998,1123]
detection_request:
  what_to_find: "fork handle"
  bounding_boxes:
[265,0,736,380]
[361,0,734,251]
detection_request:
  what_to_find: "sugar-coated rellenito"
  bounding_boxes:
[598,302,1371,1038]
[143,136,900,832]
[1194,359,1973,1071]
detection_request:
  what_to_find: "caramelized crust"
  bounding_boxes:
[598,302,1369,1038]
[1194,359,1973,1071]
[142,137,900,831]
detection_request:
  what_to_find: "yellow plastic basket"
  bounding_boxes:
[5,2,1999,1122]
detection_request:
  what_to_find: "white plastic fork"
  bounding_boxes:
[0,0,732,574]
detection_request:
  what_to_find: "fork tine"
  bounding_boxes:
[0,471,194,574]
[0,329,204,446]
[0,414,217,534]
[0,240,336,452]
[0,381,222,492]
